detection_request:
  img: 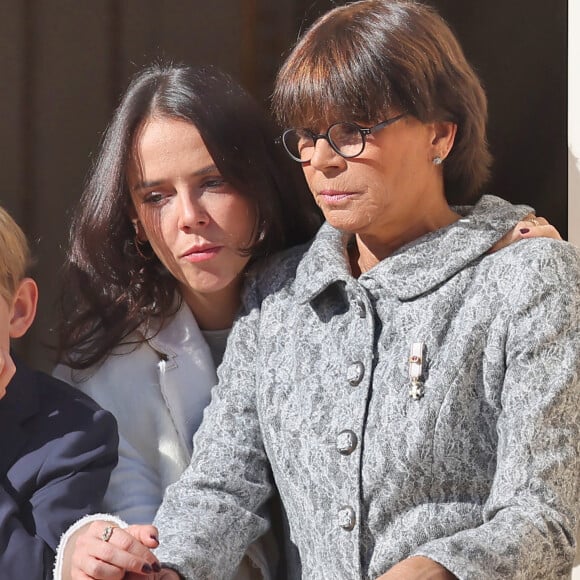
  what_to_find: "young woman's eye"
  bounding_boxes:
[202,178,229,191]
[142,191,166,204]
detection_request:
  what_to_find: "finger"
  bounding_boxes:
[519,223,562,241]
[71,571,104,580]
[158,570,183,579]
[70,569,101,580]
[73,548,158,579]
[71,554,126,580]
[125,525,160,548]
[124,570,181,580]
[77,523,160,575]
[514,217,546,236]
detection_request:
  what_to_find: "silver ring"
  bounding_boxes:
[101,525,115,542]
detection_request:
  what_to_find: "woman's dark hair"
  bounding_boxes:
[272,0,492,203]
[57,63,321,369]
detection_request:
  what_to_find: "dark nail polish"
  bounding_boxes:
[142,563,153,573]
[519,228,530,234]
[152,562,162,573]
[150,534,159,542]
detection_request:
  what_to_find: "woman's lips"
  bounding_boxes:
[181,246,222,263]
[318,190,357,204]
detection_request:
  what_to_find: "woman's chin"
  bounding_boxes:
[323,211,369,235]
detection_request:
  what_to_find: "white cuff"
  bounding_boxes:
[52,513,128,580]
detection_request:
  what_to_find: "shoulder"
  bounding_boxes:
[486,237,580,288]
[15,365,118,451]
[481,238,580,320]
[55,335,158,388]
[35,369,102,410]
[243,240,312,305]
[53,336,162,421]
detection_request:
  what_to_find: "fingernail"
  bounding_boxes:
[150,534,159,542]
[142,564,153,573]
[152,562,162,572]
[519,228,530,234]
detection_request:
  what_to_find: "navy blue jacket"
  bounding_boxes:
[0,358,118,579]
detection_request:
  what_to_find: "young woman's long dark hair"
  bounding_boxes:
[57,63,321,370]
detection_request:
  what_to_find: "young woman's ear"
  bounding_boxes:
[9,278,38,339]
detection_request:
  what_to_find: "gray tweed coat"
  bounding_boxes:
[154,196,580,579]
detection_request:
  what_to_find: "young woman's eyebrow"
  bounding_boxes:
[131,179,163,193]
[131,165,220,192]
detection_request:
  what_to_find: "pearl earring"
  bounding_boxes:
[432,156,443,166]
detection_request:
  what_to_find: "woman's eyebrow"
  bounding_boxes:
[131,179,163,193]
[194,164,219,176]
[131,164,220,193]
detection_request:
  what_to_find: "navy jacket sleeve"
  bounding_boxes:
[0,361,118,580]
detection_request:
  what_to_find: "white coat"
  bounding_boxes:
[53,300,271,579]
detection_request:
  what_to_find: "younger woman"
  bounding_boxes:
[52,63,321,580]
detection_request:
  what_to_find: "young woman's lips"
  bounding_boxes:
[318,190,357,204]
[181,246,222,263]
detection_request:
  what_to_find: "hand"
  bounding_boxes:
[64,520,160,579]
[376,556,457,580]
[124,569,181,580]
[490,214,562,253]
[0,348,15,400]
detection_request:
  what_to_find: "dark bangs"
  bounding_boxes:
[273,4,411,129]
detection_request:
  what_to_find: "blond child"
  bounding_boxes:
[0,206,118,579]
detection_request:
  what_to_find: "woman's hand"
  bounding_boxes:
[376,556,457,579]
[0,348,15,400]
[63,521,161,579]
[517,215,562,240]
[124,569,181,580]
[490,214,562,253]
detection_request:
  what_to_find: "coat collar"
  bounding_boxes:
[295,195,532,303]
[143,298,218,458]
[140,298,203,366]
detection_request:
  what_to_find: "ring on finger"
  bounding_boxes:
[101,525,116,542]
[529,217,540,226]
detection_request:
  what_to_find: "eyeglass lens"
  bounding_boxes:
[283,123,365,162]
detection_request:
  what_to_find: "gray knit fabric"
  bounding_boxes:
[154,196,580,579]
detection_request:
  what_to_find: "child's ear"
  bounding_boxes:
[9,278,38,339]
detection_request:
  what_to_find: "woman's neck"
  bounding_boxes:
[351,202,460,276]
[180,281,241,331]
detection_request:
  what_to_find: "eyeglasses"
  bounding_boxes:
[280,113,406,163]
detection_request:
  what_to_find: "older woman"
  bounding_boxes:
[120,2,579,579]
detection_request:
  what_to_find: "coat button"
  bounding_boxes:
[336,430,358,455]
[355,299,366,318]
[347,362,365,386]
[338,506,356,531]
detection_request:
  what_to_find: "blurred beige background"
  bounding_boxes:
[0,0,567,371]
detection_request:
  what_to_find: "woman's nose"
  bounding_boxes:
[308,138,345,171]
[177,192,209,231]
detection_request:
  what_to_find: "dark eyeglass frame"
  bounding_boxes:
[280,113,407,163]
